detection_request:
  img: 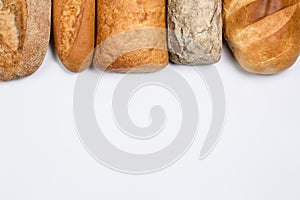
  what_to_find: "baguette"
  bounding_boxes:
[168,0,222,65]
[0,0,51,81]
[223,0,300,74]
[94,0,169,73]
[53,0,95,73]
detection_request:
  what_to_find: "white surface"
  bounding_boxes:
[0,43,300,199]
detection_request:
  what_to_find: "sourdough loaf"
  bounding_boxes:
[0,0,51,81]
[168,0,222,65]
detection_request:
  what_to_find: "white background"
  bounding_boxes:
[0,42,300,199]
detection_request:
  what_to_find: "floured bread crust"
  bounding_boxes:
[0,0,27,79]
[0,0,51,81]
[168,0,222,65]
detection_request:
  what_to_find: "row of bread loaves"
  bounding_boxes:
[0,0,299,81]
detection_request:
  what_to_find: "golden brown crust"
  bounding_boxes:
[0,0,50,81]
[94,0,168,73]
[59,0,84,59]
[53,0,95,73]
[0,0,27,76]
[107,49,168,73]
[223,0,300,74]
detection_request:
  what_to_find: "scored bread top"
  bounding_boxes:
[224,0,299,34]
[0,0,27,71]
[223,0,300,74]
[0,0,51,81]
[59,0,84,60]
[53,0,94,72]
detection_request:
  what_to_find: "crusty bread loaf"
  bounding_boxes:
[168,0,222,65]
[53,0,95,73]
[94,0,169,73]
[0,0,51,81]
[223,0,300,74]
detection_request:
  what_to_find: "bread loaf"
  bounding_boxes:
[53,0,95,73]
[168,0,222,65]
[0,0,51,81]
[223,0,300,74]
[94,0,169,73]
